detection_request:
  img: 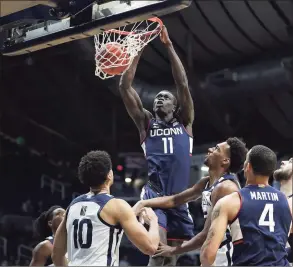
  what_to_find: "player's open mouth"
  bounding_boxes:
[156,101,163,106]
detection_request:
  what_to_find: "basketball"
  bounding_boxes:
[96,42,130,75]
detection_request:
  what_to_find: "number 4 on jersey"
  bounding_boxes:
[259,203,275,232]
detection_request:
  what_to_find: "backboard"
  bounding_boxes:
[0,0,191,56]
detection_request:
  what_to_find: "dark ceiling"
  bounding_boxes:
[1,0,293,162]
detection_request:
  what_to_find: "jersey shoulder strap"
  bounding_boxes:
[45,236,54,244]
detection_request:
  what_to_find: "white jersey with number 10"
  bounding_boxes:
[66,193,123,266]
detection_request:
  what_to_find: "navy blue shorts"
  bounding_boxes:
[141,185,194,240]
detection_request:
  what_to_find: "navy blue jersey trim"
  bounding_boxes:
[112,229,123,265]
[107,228,115,266]
[97,211,121,230]
[226,241,232,266]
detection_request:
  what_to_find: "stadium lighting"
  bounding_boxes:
[125,177,132,183]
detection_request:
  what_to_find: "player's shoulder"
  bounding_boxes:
[69,193,116,209]
[211,176,239,204]
[213,177,239,195]
[33,239,52,255]
[217,191,241,217]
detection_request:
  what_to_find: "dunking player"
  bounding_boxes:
[134,137,247,265]
[119,25,194,265]
[30,206,65,266]
[200,145,293,266]
[52,150,160,266]
[274,157,293,262]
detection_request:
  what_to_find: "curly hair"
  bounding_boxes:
[248,145,277,176]
[78,150,112,187]
[227,137,248,173]
[33,205,62,240]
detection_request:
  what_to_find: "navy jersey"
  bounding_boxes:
[230,185,292,266]
[141,118,193,195]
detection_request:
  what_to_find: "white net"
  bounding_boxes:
[94,18,162,80]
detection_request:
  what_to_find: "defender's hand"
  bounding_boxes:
[140,207,158,225]
[160,25,172,46]
[132,200,145,216]
[153,242,175,258]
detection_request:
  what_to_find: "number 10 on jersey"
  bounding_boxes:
[73,219,93,249]
[162,137,173,154]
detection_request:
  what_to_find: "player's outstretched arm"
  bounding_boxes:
[51,217,68,266]
[133,177,209,215]
[160,25,194,131]
[200,198,230,266]
[29,241,52,266]
[119,50,152,134]
[113,199,160,255]
[154,180,238,257]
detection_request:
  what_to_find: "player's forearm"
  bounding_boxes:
[165,43,189,95]
[142,196,175,209]
[200,248,215,267]
[119,50,143,91]
[149,219,160,248]
[171,230,206,255]
[143,220,160,255]
[52,254,67,267]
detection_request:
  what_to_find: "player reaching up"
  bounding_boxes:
[119,25,194,266]
[200,145,293,266]
[133,138,247,266]
[52,150,159,266]
[30,206,65,266]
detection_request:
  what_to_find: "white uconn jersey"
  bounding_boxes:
[202,174,240,266]
[66,193,123,266]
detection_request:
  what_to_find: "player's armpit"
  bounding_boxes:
[51,217,68,267]
[114,199,160,255]
[29,241,51,266]
[200,198,229,266]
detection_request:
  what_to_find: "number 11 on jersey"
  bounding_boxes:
[162,137,173,154]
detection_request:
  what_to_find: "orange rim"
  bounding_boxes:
[105,17,163,36]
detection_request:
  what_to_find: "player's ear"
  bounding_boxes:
[107,170,114,183]
[222,157,230,168]
[48,220,52,228]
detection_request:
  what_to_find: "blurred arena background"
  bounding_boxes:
[0,0,293,265]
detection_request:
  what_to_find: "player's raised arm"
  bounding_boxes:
[154,180,238,257]
[133,177,209,215]
[161,25,194,131]
[200,197,230,266]
[51,217,68,266]
[113,199,160,255]
[119,50,152,134]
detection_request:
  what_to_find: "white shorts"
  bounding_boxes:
[213,242,233,266]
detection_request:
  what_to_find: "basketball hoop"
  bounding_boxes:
[94,17,163,80]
